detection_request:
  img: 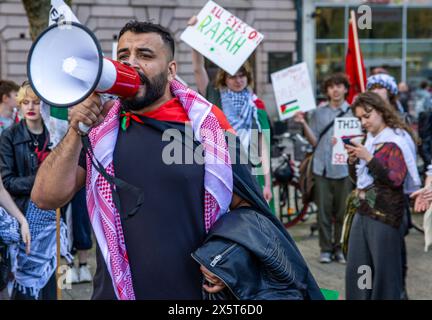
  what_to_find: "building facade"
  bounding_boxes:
[1,0,432,120]
[303,0,432,98]
[0,0,298,119]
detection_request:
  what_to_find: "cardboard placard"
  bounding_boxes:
[180,0,264,75]
[271,62,316,120]
[332,117,362,165]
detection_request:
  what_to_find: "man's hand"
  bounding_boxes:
[200,265,226,294]
[68,93,105,134]
[412,192,432,212]
[293,111,306,125]
[332,137,338,146]
[410,175,432,212]
[188,15,198,27]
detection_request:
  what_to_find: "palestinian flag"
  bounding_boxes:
[40,102,69,147]
[38,0,81,147]
[280,99,300,115]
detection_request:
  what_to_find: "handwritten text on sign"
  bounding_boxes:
[271,62,316,121]
[180,1,264,75]
[332,117,362,165]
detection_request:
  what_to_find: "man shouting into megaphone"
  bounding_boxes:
[31,21,321,300]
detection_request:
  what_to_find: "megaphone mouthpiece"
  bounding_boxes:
[62,56,95,84]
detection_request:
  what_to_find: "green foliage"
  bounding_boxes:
[22,0,73,41]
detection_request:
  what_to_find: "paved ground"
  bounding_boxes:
[288,212,432,300]
[60,211,432,300]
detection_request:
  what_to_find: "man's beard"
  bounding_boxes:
[121,70,168,111]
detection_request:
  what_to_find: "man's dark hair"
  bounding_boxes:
[322,73,350,96]
[420,81,429,90]
[0,80,19,102]
[118,20,175,60]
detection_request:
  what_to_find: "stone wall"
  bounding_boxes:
[0,0,298,118]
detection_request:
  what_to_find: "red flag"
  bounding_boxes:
[345,10,366,104]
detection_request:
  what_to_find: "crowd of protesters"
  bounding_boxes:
[0,19,431,301]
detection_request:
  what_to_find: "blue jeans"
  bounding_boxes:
[72,188,93,251]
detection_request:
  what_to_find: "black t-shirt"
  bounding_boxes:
[79,119,206,299]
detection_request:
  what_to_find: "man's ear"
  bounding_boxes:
[167,61,177,82]
[1,94,7,104]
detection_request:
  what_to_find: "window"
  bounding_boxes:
[313,3,432,92]
[355,6,402,39]
[407,8,432,39]
[315,43,345,97]
[315,7,345,39]
[360,42,402,61]
[268,52,293,82]
[406,43,432,86]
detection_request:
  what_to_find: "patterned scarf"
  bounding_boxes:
[356,127,420,191]
[0,207,20,245]
[220,88,261,152]
[86,79,233,300]
[0,201,72,299]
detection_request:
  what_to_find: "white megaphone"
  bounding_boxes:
[27,22,141,132]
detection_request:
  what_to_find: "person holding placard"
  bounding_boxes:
[345,92,420,300]
[294,73,353,264]
[188,16,274,212]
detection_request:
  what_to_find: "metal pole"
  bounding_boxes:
[56,208,62,300]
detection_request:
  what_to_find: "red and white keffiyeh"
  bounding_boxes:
[85,80,233,300]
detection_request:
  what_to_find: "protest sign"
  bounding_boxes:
[271,62,316,121]
[332,117,363,165]
[180,0,264,75]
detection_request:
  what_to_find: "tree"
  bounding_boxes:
[22,0,73,41]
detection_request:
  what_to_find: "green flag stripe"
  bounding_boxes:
[50,106,68,120]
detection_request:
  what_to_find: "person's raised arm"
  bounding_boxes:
[259,132,272,202]
[188,16,209,95]
[31,93,105,210]
[293,111,318,147]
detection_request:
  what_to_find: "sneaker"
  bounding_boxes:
[78,265,93,283]
[68,266,80,284]
[334,251,346,264]
[319,252,332,264]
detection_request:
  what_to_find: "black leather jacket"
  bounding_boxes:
[0,120,50,212]
[192,207,324,300]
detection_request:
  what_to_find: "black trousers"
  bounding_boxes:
[346,214,403,300]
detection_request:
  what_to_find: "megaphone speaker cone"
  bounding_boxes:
[27,22,103,107]
[28,22,141,108]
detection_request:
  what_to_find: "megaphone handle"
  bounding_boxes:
[78,122,91,135]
